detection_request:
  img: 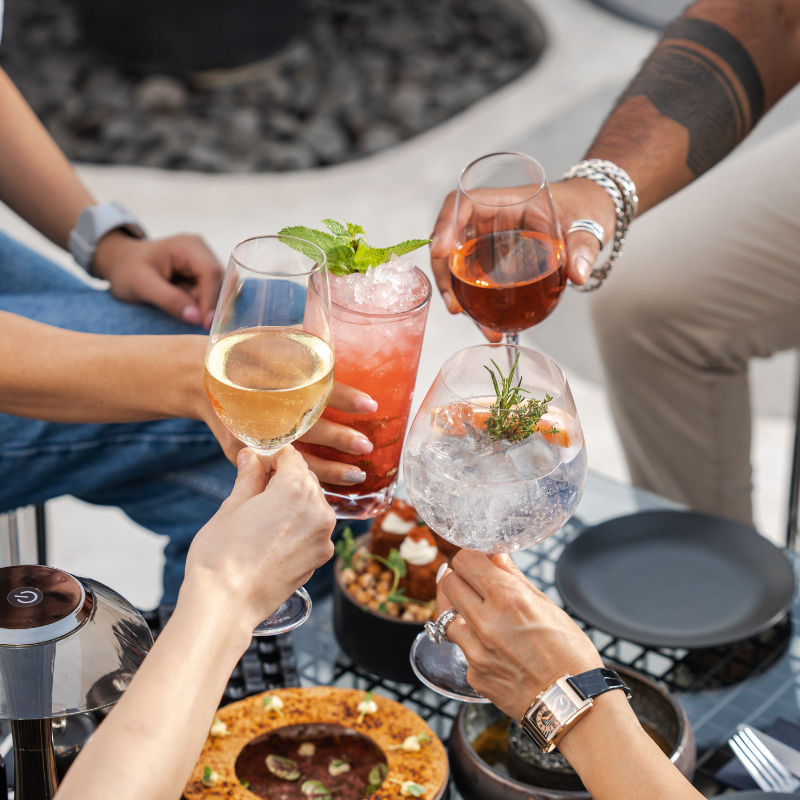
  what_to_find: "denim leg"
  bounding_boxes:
[77,452,237,604]
[0,231,227,600]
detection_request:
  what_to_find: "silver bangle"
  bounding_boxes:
[561,160,638,291]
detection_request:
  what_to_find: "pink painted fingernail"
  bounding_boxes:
[344,469,366,483]
[436,563,448,584]
[352,437,374,455]
[182,305,201,325]
[355,395,378,413]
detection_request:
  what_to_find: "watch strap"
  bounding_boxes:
[68,201,147,273]
[567,667,631,701]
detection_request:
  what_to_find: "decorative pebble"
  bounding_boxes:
[0,0,544,172]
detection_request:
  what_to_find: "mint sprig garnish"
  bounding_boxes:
[278,218,430,277]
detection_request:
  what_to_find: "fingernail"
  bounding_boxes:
[436,563,448,585]
[355,395,378,413]
[237,449,250,468]
[575,256,592,282]
[352,437,373,455]
[182,306,201,325]
[343,469,367,483]
[204,310,215,330]
[442,290,456,311]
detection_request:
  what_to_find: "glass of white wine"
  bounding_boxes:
[204,235,333,635]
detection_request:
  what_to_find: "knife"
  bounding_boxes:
[737,724,800,780]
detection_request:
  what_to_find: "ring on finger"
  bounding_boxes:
[567,219,606,249]
[425,608,459,644]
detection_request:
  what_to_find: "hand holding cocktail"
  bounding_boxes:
[404,344,587,700]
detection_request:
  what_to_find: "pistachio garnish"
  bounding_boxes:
[266,754,301,781]
[388,732,432,753]
[297,741,316,757]
[301,779,331,799]
[365,764,389,795]
[209,717,229,738]
[357,690,378,723]
[202,766,221,788]
[328,759,351,776]
[262,694,285,716]
[388,778,427,797]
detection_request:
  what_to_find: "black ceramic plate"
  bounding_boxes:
[555,511,795,649]
[732,794,796,799]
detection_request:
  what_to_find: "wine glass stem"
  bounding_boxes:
[504,332,519,346]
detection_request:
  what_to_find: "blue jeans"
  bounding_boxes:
[0,230,236,603]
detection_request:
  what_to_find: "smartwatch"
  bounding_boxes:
[520,667,631,753]
[68,202,147,274]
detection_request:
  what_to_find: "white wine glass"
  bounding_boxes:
[204,235,333,635]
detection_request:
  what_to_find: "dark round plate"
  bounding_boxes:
[555,511,795,649]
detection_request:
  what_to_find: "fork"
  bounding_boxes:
[728,727,800,793]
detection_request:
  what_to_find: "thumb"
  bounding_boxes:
[566,230,603,286]
[226,448,268,507]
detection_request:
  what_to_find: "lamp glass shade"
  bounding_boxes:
[0,567,152,720]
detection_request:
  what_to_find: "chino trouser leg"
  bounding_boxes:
[590,122,800,526]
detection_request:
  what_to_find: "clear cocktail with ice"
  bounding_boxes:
[301,255,432,518]
[403,344,586,700]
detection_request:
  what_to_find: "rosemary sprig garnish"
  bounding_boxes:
[484,354,556,443]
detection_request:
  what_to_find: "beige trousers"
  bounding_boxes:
[591,122,800,527]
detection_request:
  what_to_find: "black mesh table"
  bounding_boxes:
[293,472,799,797]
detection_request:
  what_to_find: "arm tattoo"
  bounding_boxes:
[618,18,765,177]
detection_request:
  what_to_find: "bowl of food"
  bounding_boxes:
[184,686,450,800]
[333,500,459,684]
[447,664,695,800]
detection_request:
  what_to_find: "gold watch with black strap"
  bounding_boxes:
[520,667,632,753]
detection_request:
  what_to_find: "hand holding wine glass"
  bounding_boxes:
[203,234,335,635]
[429,152,566,345]
[429,155,617,341]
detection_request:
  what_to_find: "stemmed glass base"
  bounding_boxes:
[410,632,491,703]
[253,586,312,636]
[246,444,313,636]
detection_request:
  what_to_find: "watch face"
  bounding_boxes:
[535,706,559,736]
[535,684,579,742]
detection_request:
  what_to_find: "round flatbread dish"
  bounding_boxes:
[185,686,449,800]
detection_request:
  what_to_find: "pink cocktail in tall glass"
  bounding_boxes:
[300,257,431,518]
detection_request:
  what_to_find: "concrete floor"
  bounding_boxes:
[1,0,797,608]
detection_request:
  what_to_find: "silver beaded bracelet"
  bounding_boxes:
[561,159,639,292]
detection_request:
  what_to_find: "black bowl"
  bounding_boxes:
[333,535,424,684]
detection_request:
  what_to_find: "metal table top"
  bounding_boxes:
[293,472,799,796]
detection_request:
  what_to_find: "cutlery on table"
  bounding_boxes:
[738,724,800,780]
[728,727,800,793]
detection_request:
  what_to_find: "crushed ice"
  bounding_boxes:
[330,254,426,314]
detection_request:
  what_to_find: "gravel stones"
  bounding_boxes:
[0,0,545,172]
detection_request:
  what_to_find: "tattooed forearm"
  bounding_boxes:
[616,18,764,177]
